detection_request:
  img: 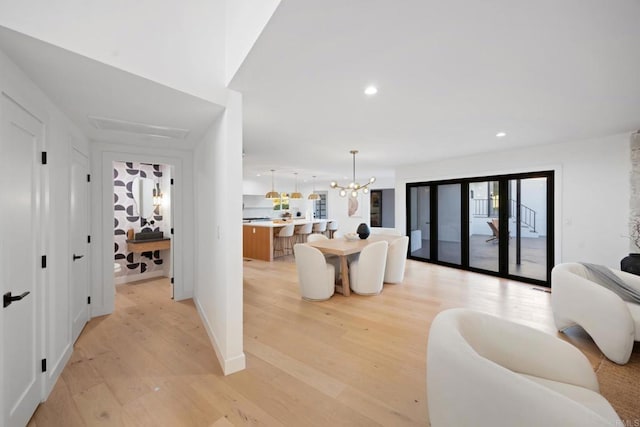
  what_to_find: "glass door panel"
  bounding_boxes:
[469,181,499,272]
[508,178,547,281]
[437,184,461,264]
[409,186,430,259]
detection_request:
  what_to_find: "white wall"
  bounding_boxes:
[396,133,631,268]
[381,189,395,228]
[0,0,228,104]
[225,0,281,84]
[0,47,89,399]
[327,189,371,236]
[193,90,245,375]
[90,142,195,315]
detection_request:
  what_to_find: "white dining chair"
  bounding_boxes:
[370,227,402,236]
[293,243,335,301]
[349,240,388,295]
[307,234,341,282]
[384,236,409,284]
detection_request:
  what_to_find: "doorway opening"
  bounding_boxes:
[370,189,395,228]
[112,161,173,298]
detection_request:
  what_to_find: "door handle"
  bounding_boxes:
[73,254,84,261]
[3,291,30,308]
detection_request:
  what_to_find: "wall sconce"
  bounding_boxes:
[153,182,163,206]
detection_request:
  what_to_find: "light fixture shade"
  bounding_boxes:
[290,172,303,199]
[265,169,279,199]
[308,175,319,200]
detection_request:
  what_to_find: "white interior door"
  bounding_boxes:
[70,149,89,343]
[0,93,43,426]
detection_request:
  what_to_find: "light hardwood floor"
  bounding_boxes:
[29,258,603,426]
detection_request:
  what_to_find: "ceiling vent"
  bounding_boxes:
[88,116,190,139]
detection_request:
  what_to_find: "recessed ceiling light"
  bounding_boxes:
[364,86,378,96]
[256,173,261,177]
[496,132,507,138]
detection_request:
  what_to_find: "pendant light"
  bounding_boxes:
[265,169,279,199]
[330,150,375,197]
[290,172,303,199]
[308,175,320,200]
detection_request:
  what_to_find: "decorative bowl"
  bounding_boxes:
[344,233,360,241]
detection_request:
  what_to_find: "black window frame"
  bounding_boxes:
[405,170,554,287]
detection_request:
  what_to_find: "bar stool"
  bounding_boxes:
[312,220,327,236]
[295,222,313,244]
[327,220,339,239]
[274,224,295,257]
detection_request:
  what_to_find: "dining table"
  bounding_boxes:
[306,234,401,296]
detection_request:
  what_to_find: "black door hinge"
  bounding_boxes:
[87,296,91,304]
[41,152,47,165]
[87,174,91,182]
[41,255,47,269]
[170,277,174,284]
[170,178,174,185]
[87,235,91,243]
[41,358,47,373]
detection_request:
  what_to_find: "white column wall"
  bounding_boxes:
[396,133,631,268]
[193,90,245,375]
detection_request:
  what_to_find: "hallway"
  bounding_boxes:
[28,278,224,425]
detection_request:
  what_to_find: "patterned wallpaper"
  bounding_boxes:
[113,161,169,278]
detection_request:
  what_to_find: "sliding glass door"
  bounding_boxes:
[406,171,554,286]
[468,180,500,272]
[438,184,461,265]
[408,186,431,259]
[507,177,549,282]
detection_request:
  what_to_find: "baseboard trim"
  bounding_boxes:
[193,297,246,376]
[115,270,165,285]
[43,342,72,400]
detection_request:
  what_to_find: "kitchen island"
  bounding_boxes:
[243,219,329,261]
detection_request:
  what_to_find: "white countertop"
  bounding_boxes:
[243,219,330,228]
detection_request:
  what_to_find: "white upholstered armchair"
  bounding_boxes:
[552,262,640,364]
[427,308,620,427]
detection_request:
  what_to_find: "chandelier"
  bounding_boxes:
[330,150,375,197]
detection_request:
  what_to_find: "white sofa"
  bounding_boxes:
[427,308,620,427]
[552,262,640,364]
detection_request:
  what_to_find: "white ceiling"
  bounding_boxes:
[0,26,225,149]
[232,0,640,186]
